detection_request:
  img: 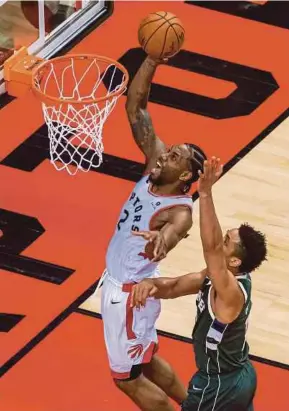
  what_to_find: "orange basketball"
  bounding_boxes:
[138,11,185,59]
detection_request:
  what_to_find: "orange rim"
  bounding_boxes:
[31,54,129,105]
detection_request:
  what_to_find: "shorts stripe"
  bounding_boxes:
[125,291,136,340]
[111,370,131,380]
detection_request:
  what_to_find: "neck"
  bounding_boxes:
[151,183,185,196]
[231,268,241,276]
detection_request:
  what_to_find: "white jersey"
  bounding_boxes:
[105,175,193,283]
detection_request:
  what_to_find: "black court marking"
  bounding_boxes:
[75,307,289,371]
[106,47,278,119]
[0,83,288,379]
[0,280,100,377]
[0,124,144,181]
[1,106,289,377]
[0,208,75,284]
[0,313,25,333]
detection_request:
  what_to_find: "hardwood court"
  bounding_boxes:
[0,2,288,411]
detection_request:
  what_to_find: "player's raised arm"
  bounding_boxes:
[125,56,166,173]
[198,158,245,323]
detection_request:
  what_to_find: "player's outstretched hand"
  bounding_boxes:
[147,55,169,65]
[130,279,158,308]
[197,156,223,197]
[132,230,167,262]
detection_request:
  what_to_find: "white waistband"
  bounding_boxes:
[106,272,124,287]
[104,268,161,287]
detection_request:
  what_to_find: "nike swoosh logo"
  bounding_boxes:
[193,385,203,391]
[111,301,121,304]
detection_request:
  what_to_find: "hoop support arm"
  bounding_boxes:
[4,47,44,98]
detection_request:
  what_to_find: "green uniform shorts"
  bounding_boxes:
[182,361,257,411]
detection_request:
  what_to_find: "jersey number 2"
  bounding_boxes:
[117,209,129,230]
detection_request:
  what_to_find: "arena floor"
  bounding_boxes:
[0,2,288,410]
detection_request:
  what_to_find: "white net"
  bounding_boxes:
[32,55,128,175]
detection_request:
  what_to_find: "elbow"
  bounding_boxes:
[125,99,134,115]
[125,103,137,123]
[126,87,146,113]
[125,97,142,120]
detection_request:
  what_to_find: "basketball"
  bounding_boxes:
[138,11,185,59]
[21,1,54,32]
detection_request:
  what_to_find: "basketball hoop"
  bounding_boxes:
[4,49,129,175]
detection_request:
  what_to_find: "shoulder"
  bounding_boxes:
[170,203,193,215]
[135,175,150,189]
[168,204,193,228]
[236,273,252,303]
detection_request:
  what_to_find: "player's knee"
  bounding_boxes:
[114,374,170,409]
[113,374,142,398]
[153,390,171,409]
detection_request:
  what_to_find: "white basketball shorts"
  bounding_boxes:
[101,273,161,380]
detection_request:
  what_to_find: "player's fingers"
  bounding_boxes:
[149,286,158,298]
[215,159,222,177]
[154,237,165,260]
[133,287,142,309]
[153,237,162,258]
[131,230,153,241]
[155,57,168,64]
[148,234,156,243]
[140,288,150,307]
[130,286,136,307]
[131,230,146,237]
[213,157,220,173]
[131,284,141,309]
[203,160,209,177]
[152,249,166,262]
[209,157,216,173]
[218,164,224,176]
[152,241,163,261]
[135,285,144,309]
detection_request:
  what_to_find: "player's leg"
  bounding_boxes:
[143,353,188,405]
[233,361,257,411]
[101,277,174,410]
[247,403,254,411]
[221,361,257,411]
[114,371,175,411]
[181,370,212,411]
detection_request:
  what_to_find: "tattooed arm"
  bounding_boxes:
[125,57,166,173]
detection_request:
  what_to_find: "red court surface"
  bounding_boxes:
[0,1,289,410]
[1,313,288,411]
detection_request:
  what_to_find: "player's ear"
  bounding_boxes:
[179,171,192,182]
[229,256,241,268]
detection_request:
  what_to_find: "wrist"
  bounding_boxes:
[146,56,159,67]
[199,191,212,199]
[144,278,155,285]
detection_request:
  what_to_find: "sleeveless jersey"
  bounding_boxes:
[106,176,193,283]
[192,274,252,375]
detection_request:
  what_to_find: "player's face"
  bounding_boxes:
[149,144,192,186]
[223,229,243,270]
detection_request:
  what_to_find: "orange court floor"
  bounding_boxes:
[0,2,289,411]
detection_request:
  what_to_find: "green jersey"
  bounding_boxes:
[192,274,252,375]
